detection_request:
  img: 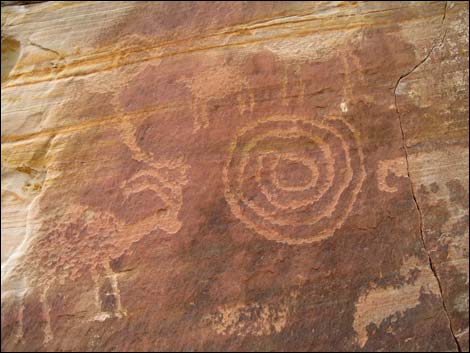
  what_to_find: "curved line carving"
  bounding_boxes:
[223,115,365,245]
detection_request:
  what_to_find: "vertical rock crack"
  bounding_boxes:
[393,2,461,352]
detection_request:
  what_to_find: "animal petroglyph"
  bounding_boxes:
[4,207,124,344]
[223,115,365,244]
[353,257,440,348]
[2,120,189,345]
[377,157,407,193]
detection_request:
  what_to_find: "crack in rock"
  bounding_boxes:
[393,2,462,352]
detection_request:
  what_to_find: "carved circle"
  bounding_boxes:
[223,116,365,244]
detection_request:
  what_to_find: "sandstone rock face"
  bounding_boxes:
[1,1,468,351]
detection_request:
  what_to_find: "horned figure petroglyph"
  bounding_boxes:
[223,115,366,244]
[2,119,188,345]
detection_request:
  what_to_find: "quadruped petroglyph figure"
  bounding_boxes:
[223,115,366,245]
[2,119,188,345]
[353,256,440,348]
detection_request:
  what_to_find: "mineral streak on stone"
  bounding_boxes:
[1,1,468,352]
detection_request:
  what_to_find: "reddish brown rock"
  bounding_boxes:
[1,1,468,351]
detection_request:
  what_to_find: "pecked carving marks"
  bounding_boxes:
[14,208,127,330]
[223,115,365,245]
[40,283,53,344]
[204,291,299,337]
[377,157,407,193]
[1,119,190,345]
[206,302,289,337]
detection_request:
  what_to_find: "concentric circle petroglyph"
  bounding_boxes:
[223,116,365,245]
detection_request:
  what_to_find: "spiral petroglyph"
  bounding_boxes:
[223,116,365,245]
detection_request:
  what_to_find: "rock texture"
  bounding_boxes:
[1,1,468,351]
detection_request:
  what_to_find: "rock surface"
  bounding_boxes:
[1,1,468,351]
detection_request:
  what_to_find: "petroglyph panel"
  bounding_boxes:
[224,115,365,244]
[1,1,468,351]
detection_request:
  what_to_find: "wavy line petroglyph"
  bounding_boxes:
[119,119,188,234]
[223,115,365,245]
